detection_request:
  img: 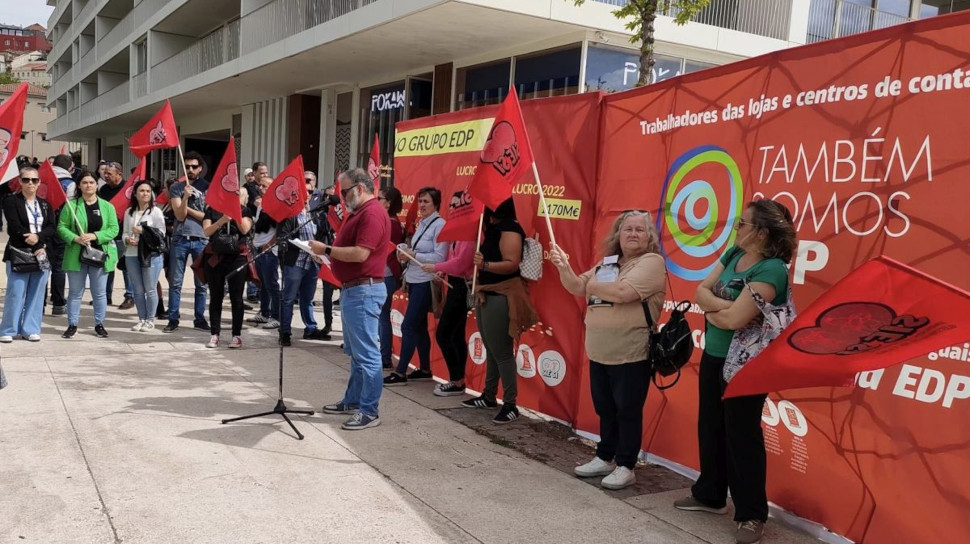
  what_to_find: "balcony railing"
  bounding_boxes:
[76,48,97,77]
[80,81,130,122]
[151,19,241,91]
[591,0,793,41]
[807,0,912,43]
[47,114,69,137]
[132,71,148,99]
[99,10,135,54]
[241,0,379,55]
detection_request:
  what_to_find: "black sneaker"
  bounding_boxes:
[61,325,78,338]
[383,373,407,386]
[162,320,179,333]
[246,295,260,303]
[382,360,393,370]
[193,318,210,331]
[407,369,433,381]
[493,404,519,425]
[461,396,498,409]
[321,401,357,415]
[320,325,332,336]
[279,333,291,347]
[94,324,109,338]
[118,297,135,310]
[341,412,380,430]
[52,305,66,316]
[242,303,254,311]
[303,329,331,341]
[434,382,467,397]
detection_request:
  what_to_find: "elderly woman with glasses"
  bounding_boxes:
[549,209,666,490]
[0,168,57,343]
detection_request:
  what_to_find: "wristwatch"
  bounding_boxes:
[482,261,489,271]
[325,245,333,256]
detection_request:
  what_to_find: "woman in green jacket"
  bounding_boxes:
[57,171,119,338]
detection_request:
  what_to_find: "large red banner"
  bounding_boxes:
[393,93,602,424]
[597,13,970,544]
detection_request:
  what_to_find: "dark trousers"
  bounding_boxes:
[691,352,769,522]
[436,279,468,382]
[396,281,432,374]
[589,360,650,469]
[322,281,335,329]
[48,235,67,308]
[206,256,247,337]
[475,293,517,405]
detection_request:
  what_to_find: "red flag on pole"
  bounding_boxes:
[59,144,66,155]
[327,173,345,233]
[37,160,67,211]
[155,190,170,206]
[437,190,484,242]
[205,136,243,225]
[402,196,419,236]
[0,83,28,184]
[110,158,146,219]
[368,133,381,196]
[262,155,308,222]
[466,87,535,210]
[724,257,970,398]
[128,100,179,158]
[317,254,342,287]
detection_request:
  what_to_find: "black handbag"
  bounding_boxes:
[9,246,41,273]
[210,223,240,254]
[643,299,695,390]
[80,244,108,268]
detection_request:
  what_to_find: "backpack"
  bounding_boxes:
[642,299,694,390]
[519,235,543,281]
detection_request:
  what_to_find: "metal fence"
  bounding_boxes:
[807,0,912,43]
[99,10,135,53]
[150,19,241,91]
[80,81,130,123]
[591,0,793,40]
[241,0,379,55]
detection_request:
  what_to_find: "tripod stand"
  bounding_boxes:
[220,206,329,440]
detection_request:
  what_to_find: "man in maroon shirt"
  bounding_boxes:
[310,168,390,430]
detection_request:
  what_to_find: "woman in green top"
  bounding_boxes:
[57,171,119,339]
[673,199,796,544]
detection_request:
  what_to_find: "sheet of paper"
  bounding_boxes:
[289,239,313,254]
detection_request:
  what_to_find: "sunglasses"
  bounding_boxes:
[340,184,358,198]
[305,178,314,183]
[184,164,202,170]
[20,177,40,184]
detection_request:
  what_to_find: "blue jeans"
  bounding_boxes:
[67,264,108,326]
[280,264,318,334]
[1,262,50,337]
[168,236,208,322]
[379,275,399,366]
[257,251,281,320]
[340,282,387,417]
[126,255,163,321]
[396,281,432,374]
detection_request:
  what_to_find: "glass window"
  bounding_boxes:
[513,46,581,100]
[455,59,511,110]
[584,45,700,92]
[360,81,406,178]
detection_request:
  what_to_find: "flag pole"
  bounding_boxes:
[532,162,557,247]
[470,210,486,295]
[176,144,188,185]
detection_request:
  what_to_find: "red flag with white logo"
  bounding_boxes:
[110,157,146,220]
[0,83,28,184]
[327,173,345,233]
[437,190,484,242]
[368,133,381,196]
[466,87,535,210]
[317,254,342,287]
[37,160,67,211]
[206,136,243,225]
[724,256,970,398]
[262,155,308,222]
[128,100,179,158]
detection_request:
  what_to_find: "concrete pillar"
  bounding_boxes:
[788,0,812,45]
[318,88,336,184]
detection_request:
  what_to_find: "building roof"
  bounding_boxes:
[0,83,47,98]
[15,62,47,71]
[26,24,47,32]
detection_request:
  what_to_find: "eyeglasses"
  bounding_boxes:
[377,196,387,202]
[20,177,40,184]
[340,184,358,198]
[734,218,753,230]
[184,164,202,170]
[305,178,314,183]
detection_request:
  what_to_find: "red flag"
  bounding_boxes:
[724,257,970,398]
[128,100,179,158]
[59,144,65,154]
[467,87,535,210]
[262,155,308,222]
[327,174,345,233]
[437,190,484,242]
[36,160,67,211]
[317,254,341,287]
[155,190,170,206]
[205,137,243,225]
[368,133,381,196]
[110,158,146,219]
[402,196,419,236]
[0,83,28,184]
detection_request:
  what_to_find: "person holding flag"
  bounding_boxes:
[0,167,57,343]
[672,199,797,544]
[378,186,404,369]
[122,180,167,332]
[98,162,135,309]
[164,151,210,333]
[311,168,390,431]
[200,190,253,349]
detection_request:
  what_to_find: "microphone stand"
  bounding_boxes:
[220,206,328,440]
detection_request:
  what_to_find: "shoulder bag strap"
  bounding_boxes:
[411,216,440,249]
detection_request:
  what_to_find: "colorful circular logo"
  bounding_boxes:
[658,145,743,281]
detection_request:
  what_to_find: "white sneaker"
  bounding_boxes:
[26,334,41,342]
[0,335,13,343]
[131,320,145,332]
[574,456,615,478]
[142,320,155,331]
[260,319,280,329]
[600,466,636,490]
[206,335,220,348]
[229,336,243,349]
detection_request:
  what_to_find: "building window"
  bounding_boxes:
[455,59,511,110]
[584,45,712,92]
[513,45,581,100]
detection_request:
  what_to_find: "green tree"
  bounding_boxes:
[0,72,21,85]
[572,0,713,86]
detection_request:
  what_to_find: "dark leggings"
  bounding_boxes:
[475,293,517,405]
[206,255,247,337]
[436,279,468,382]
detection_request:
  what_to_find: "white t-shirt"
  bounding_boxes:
[123,206,167,258]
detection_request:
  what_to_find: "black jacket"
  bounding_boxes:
[2,194,56,262]
[277,212,328,267]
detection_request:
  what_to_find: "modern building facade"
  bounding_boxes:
[42,0,966,182]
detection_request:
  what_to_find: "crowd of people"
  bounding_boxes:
[0,151,798,544]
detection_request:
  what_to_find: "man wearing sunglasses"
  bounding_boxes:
[164,151,211,333]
